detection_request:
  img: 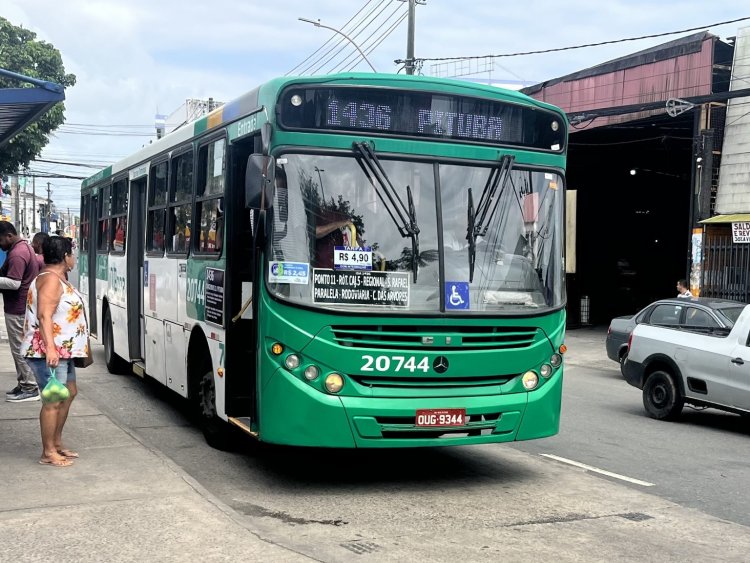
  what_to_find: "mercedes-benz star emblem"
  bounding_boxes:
[433,356,449,373]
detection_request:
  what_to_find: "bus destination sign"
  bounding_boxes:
[312,269,409,307]
[279,86,565,151]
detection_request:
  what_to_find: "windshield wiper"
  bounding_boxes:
[353,142,421,281]
[466,155,515,282]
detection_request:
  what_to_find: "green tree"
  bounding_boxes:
[0,17,76,174]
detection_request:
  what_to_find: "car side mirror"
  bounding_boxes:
[245,154,275,210]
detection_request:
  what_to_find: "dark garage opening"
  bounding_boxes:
[566,112,693,325]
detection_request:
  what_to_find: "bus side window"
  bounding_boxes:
[111,177,128,253]
[147,161,168,254]
[80,194,90,252]
[196,138,225,254]
[98,184,111,253]
[167,149,194,255]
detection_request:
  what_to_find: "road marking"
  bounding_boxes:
[540,454,655,487]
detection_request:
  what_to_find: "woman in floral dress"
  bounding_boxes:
[21,237,89,467]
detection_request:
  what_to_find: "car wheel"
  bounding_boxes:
[619,350,628,377]
[643,370,684,420]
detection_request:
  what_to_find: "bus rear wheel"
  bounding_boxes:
[103,309,130,375]
[198,369,233,450]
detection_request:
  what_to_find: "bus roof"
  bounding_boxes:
[82,73,567,190]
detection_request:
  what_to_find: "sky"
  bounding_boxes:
[3,0,748,214]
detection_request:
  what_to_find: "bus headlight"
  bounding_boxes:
[522,370,539,390]
[540,364,553,378]
[304,365,320,381]
[284,354,300,370]
[325,373,344,393]
[550,353,562,367]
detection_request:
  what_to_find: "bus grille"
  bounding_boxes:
[330,325,538,350]
[350,374,514,389]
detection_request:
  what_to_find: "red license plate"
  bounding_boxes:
[415,409,466,427]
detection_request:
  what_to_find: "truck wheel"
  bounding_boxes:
[198,369,234,450]
[643,370,684,420]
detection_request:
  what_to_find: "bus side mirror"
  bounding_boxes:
[245,154,275,210]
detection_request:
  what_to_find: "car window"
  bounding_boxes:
[716,306,744,326]
[682,308,719,330]
[649,304,682,326]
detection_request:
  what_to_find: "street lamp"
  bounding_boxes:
[298,17,377,73]
[314,166,326,201]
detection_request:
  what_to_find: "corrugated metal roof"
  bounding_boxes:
[520,32,723,129]
[0,68,65,148]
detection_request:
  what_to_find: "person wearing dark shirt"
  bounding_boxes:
[314,209,357,269]
[0,221,41,402]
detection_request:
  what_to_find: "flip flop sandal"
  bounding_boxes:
[58,449,79,459]
[39,458,73,467]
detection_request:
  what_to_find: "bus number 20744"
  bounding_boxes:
[360,355,430,373]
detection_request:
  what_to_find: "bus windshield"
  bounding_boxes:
[268,153,564,314]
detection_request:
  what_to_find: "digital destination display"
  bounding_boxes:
[278,86,565,151]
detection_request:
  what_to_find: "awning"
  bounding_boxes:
[0,68,65,148]
[700,213,750,224]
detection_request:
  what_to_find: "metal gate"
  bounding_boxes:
[700,233,750,302]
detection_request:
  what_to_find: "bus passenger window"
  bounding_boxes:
[195,138,224,254]
[147,161,168,254]
[167,150,194,255]
[170,204,192,254]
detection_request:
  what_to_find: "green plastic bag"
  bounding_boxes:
[41,368,70,404]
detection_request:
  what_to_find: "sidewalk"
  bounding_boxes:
[0,325,307,561]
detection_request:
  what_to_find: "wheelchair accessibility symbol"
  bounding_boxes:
[445,282,470,310]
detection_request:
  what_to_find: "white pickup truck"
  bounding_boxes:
[623,303,750,420]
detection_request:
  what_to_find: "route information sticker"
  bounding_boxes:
[312,269,409,307]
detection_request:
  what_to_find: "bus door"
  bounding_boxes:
[225,139,260,421]
[88,193,99,337]
[126,176,147,360]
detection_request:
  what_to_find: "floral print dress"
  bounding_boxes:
[21,272,89,359]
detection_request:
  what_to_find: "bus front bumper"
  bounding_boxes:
[259,368,563,448]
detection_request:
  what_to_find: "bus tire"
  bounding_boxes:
[643,370,683,421]
[103,308,130,375]
[198,369,234,450]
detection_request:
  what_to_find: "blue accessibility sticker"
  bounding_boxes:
[445,282,470,310]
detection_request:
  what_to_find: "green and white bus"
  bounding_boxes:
[79,73,568,449]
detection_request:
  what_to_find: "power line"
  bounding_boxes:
[404,15,750,64]
[306,0,393,75]
[287,0,377,75]
[333,3,408,73]
[296,1,388,75]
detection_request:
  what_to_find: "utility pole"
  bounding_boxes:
[46,182,51,233]
[32,176,36,233]
[20,171,26,235]
[12,175,19,227]
[405,0,417,75]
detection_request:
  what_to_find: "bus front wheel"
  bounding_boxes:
[103,308,130,375]
[198,369,233,450]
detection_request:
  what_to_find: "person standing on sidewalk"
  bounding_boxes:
[0,221,41,402]
[21,236,88,467]
[31,232,50,269]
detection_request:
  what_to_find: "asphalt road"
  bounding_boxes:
[514,331,750,527]
[75,329,750,561]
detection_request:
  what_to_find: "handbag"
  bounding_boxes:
[73,339,94,368]
[53,272,93,369]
